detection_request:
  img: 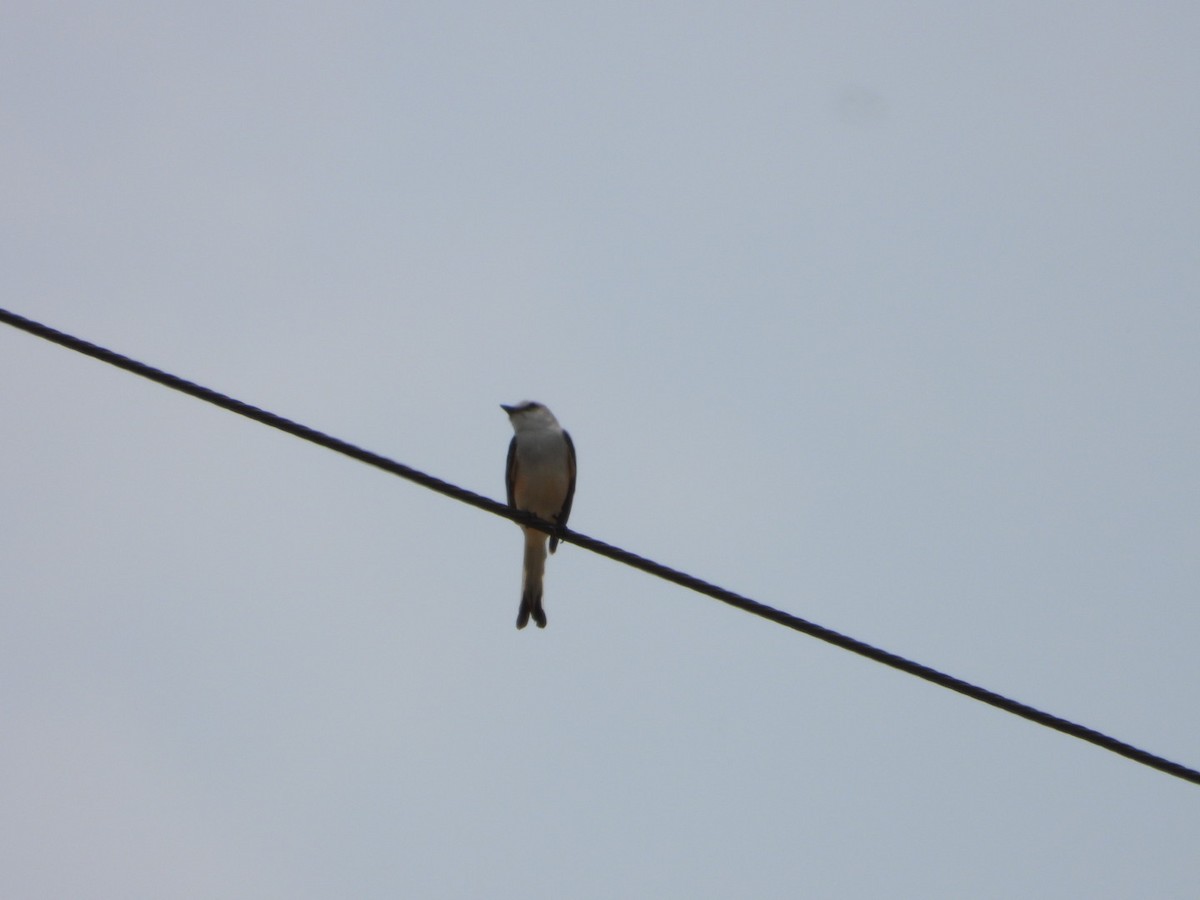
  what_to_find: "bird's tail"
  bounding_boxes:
[516,529,548,629]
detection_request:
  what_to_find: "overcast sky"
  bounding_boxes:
[3,3,1199,897]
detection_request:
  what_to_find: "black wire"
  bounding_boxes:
[3,305,1198,788]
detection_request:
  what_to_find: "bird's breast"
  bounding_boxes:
[512,432,571,517]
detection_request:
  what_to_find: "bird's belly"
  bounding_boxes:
[515,473,569,518]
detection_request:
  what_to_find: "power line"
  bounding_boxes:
[2,305,1197,788]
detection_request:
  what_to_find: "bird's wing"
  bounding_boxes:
[549,430,576,553]
[505,435,518,508]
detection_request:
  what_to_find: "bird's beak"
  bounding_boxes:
[500,403,518,415]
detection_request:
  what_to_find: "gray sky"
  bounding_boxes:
[3,3,1198,897]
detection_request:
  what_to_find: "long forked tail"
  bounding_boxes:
[516,529,548,629]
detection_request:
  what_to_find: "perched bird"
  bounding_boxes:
[502,402,576,629]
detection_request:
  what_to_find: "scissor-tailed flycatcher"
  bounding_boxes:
[502,401,576,629]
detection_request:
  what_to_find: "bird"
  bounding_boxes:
[502,401,576,629]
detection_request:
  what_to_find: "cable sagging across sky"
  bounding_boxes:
[2,305,1197,788]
